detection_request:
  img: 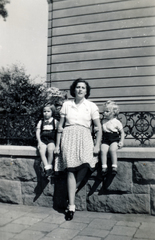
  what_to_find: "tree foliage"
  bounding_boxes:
[0,64,67,116]
[0,65,67,145]
[0,65,45,116]
[0,0,10,20]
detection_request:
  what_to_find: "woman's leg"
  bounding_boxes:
[67,172,76,207]
[65,171,76,220]
[66,169,88,221]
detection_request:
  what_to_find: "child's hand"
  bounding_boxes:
[118,141,123,149]
[37,143,41,149]
[37,141,43,149]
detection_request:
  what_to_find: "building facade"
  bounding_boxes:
[46,0,155,113]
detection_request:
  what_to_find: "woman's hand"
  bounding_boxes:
[93,145,100,156]
[54,146,60,155]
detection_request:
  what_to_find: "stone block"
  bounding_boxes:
[133,161,155,184]
[150,185,155,215]
[133,184,150,194]
[23,194,53,208]
[22,179,55,205]
[87,193,150,214]
[0,156,39,182]
[0,158,14,179]
[87,194,107,212]
[87,162,132,194]
[75,186,87,211]
[0,179,22,204]
[21,182,37,195]
[104,162,132,193]
[11,157,38,181]
[86,179,102,194]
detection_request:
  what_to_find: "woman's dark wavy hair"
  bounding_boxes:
[70,78,91,99]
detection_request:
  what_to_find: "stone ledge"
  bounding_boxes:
[0,145,154,159]
[117,147,155,159]
[0,145,38,156]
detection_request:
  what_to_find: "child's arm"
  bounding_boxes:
[54,119,59,129]
[118,128,125,148]
[36,121,43,148]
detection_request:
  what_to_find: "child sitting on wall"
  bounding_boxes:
[36,103,58,178]
[100,100,124,176]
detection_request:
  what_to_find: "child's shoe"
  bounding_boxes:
[45,169,54,178]
[101,167,108,177]
[112,166,117,175]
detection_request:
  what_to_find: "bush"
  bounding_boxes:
[0,65,67,145]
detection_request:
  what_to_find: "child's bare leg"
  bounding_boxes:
[100,144,109,176]
[100,143,109,168]
[109,142,118,167]
[47,142,55,166]
[109,142,118,174]
[39,143,48,167]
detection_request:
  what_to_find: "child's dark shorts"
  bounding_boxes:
[102,132,120,146]
[41,130,56,145]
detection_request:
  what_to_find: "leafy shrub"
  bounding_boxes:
[0,65,67,145]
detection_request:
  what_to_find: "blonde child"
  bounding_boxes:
[36,103,58,178]
[101,100,124,176]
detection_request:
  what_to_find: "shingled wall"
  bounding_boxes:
[46,0,155,112]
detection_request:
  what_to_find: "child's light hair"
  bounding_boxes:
[103,100,120,117]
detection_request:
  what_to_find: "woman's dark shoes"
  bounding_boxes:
[65,210,74,221]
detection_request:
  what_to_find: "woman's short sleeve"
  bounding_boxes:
[60,101,67,116]
[91,102,100,120]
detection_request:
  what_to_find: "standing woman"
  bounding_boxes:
[55,78,102,221]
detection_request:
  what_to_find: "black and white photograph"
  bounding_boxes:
[0,0,155,239]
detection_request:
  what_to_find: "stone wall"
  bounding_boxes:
[0,146,155,215]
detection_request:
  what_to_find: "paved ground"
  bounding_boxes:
[0,203,155,240]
